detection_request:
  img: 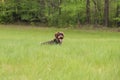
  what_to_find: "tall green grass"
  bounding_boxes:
[0,25,120,80]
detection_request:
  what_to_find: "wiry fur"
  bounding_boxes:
[41,32,64,45]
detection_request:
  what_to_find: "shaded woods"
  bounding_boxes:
[0,0,120,27]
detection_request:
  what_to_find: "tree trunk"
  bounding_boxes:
[116,4,120,26]
[92,0,102,25]
[39,0,45,14]
[104,0,109,27]
[86,0,90,24]
[116,4,120,18]
[92,0,98,27]
[58,0,62,15]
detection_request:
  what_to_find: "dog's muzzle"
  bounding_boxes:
[59,38,63,43]
[58,36,63,43]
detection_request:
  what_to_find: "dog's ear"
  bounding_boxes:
[55,32,59,38]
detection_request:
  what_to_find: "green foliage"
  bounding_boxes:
[114,17,120,21]
[0,1,15,23]
[47,0,86,27]
[113,17,120,27]
[0,0,119,27]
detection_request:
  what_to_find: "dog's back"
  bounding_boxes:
[41,39,58,45]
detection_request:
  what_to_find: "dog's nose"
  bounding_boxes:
[59,37,63,39]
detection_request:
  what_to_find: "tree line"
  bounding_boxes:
[0,0,120,27]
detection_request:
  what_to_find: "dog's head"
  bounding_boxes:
[55,32,64,44]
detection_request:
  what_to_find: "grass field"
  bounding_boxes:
[0,25,120,80]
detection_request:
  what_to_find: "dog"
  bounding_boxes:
[41,32,64,45]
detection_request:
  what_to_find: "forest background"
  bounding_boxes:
[0,0,120,27]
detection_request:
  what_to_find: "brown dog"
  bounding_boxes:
[41,32,64,45]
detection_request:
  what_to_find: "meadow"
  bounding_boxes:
[0,25,120,80]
